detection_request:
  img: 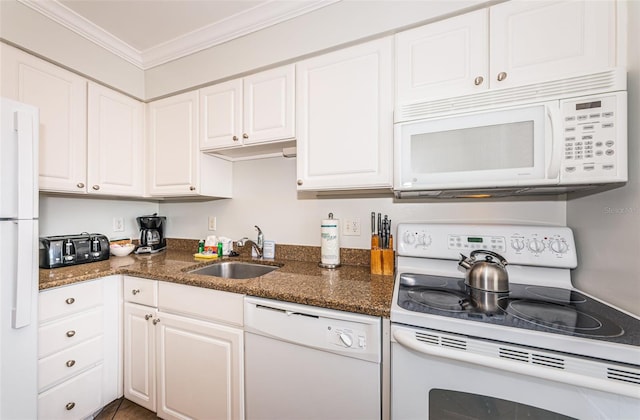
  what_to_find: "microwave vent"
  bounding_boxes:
[396,68,626,122]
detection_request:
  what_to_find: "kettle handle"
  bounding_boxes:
[469,250,508,266]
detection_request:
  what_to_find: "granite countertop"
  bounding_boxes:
[39,245,395,318]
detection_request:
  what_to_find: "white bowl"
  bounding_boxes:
[110,243,135,257]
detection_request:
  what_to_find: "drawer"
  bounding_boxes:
[39,336,103,392]
[39,279,103,323]
[123,276,158,306]
[159,281,243,326]
[39,308,103,358]
[38,364,102,420]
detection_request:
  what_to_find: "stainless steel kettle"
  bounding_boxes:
[458,250,509,292]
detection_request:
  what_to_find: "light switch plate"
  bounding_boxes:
[208,216,217,231]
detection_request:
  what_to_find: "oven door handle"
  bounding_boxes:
[393,329,640,399]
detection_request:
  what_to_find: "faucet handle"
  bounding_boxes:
[255,226,264,248]
[237,237,249,246]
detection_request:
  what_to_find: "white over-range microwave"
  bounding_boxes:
[394,70,628,198]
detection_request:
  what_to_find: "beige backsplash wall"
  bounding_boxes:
[159,157,566,249]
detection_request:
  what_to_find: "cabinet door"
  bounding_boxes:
[200,79,243,149]
[296,37,394,190]
[396,9,488,104]
[147,91,199,196]
[123,303,156,412]
[0,44,87,193]
[87,83,144,197]
[156,312,244,420]
[489,0,616,89]
[243,64,295,144]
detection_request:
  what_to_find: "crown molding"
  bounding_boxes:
[18,0,339,70]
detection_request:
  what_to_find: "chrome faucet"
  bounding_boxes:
[237,225,264,258]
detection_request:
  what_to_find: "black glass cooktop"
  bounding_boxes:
[397,273,640,346]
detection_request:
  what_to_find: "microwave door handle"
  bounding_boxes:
[546,104,562,180]
[393,328,639,399]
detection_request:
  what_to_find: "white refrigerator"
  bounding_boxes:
[0,97,39,419]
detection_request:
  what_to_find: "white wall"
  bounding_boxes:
[159,157,566,248]
[39,195,158,239]
[566,0,640,316]
[0,0,145,98]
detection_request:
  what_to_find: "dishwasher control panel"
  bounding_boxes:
[328,326,367,350]
[245,296,381,363]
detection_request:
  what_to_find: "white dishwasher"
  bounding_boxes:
[244,296,382,420]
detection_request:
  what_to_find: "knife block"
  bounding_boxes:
[371,249,394,275]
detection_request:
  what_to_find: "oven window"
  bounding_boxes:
[410,121,534,174]
[429,389,576,420]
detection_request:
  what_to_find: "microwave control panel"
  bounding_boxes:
[561,93,626,183]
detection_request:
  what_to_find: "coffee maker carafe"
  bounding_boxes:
[135,213,167,254]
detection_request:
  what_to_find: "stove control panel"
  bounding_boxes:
[397,223,577,268]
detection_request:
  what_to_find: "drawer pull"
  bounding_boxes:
[66,330,76,338]
[65,297,75,305]
[145,314,153,321]
[66,360,76,368]
[132,289,140,295]
[66,402,75,411]
[152,318,161,325]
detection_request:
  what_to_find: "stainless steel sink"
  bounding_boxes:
[189,261,279,279]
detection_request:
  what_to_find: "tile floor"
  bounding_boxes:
[94,398,159,419]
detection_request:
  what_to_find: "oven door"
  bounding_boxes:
[391,324,640,420]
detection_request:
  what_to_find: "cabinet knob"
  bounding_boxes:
[497,71,508,82]
[66,360,76,368]
[132,289,140,295]
[152,318,161,325]
[66,330,76,338]
[65,402,76,411]
[474,76,484,86]
[92,185,100,190]
[76,183,85,189]
[297,179,303,186]
[145,314,153,321]
[189,186,196,191]
[242,133,249,139]
[65,297,75,305]
[232,135,239,141]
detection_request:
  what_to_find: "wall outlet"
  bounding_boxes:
[342,218,361,236]
[208,216,217,231]
[113,217,125,232]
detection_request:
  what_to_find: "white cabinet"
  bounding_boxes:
[87,83,145,196]
[396,0,618,105]
[38,277,122,420]
[147,91,232,198]
[0,44,87,193]
[395,9,488,103]
[123,277,244,419]
[200,65,295,151]
[296,37,394,191]
[0,44,146,197]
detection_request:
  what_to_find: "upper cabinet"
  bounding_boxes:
[200,65,295,153]
[1,44,146,197]
[296,37,394,191]
[1,44,87,193]
[147,91,232,198]
[87,83,145,197]
[396,0,618,106]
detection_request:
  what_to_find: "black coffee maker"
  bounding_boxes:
[135,213,167,254]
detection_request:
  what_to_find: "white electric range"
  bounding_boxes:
[390,223,640,420]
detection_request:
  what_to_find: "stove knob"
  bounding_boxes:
[511,238,525,251]
[550,239,568,254]
[417,234,432,248]
[527,238,545,253]
[403,231,416,245]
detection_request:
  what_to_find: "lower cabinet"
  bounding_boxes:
[123,276,244,420]
[37,276,122,420]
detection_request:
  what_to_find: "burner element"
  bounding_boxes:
[407,289,467,312]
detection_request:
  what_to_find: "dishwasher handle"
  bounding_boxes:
[255,304,319,319]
